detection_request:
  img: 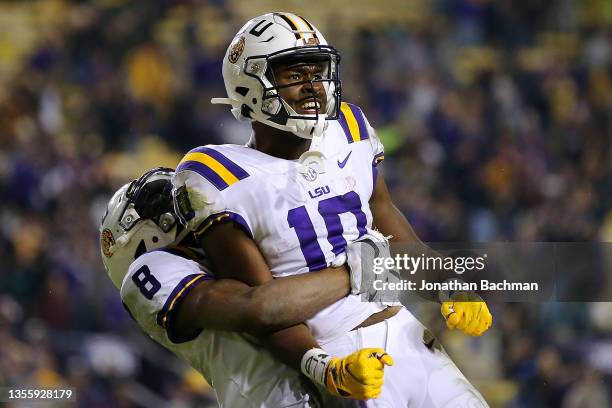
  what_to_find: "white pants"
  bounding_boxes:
[320,308,489,408]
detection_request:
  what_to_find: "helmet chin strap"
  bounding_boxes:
[212,97,301,133]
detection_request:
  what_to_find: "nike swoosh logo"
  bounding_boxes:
[337,151,352,168]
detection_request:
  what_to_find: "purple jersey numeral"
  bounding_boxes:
[319,191,368,256]
[288,192,367,271]
[132,265,162,300]
[288,206,327,271]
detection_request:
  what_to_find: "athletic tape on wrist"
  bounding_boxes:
[300,348,332,386]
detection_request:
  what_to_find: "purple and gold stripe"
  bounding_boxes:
[373,152,385,165]
[195,211,253,239]
[276,13,318,41]
[157,273,212,330]
[298,15,318,40]
[372,152,385,191]
[276,13,301,39]
[177,147,248,191]
[339,102,369,143]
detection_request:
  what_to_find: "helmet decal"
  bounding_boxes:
[228,36,245,64]
[249,20,274,37]
[101,228,115,258]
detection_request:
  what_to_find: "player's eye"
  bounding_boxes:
[289,73,302,81]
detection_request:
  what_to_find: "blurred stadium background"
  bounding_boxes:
[0,0,610,406]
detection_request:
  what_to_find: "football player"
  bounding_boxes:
[100,167,393,407]
[173,13,491,407]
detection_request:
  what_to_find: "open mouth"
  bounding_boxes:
[297,98,322,114]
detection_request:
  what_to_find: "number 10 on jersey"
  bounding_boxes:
[288,191,367,271]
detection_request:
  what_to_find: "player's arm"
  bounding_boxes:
[369,173,492,335]
[369,173,422,244]
[368,173,440,295]
[195,221,320,367]
[369,173,439,269]
[173,264,350,335]
[192,221,391,399]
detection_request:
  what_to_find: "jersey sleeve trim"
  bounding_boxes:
[156,273,212,343]
[194,210,254,240]
[176,147,249,191]
[372,159,380,191]
[339,102,369,143]
[373,151,385,166]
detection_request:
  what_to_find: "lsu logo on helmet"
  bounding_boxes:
[228,36,245,64]
[101,228,115,258]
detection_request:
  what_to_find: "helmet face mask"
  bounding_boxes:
[249,46,341,123]
[125,169,177,233]
[213,13,342,139]
[100,167,182,289]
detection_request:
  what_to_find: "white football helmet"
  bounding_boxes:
[100,167,186,289]
[212,12,341,140]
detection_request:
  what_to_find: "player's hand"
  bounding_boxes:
[441,292,492,336]
[345,230,391,295]
[325,348,393,400]
[301,347,393,400]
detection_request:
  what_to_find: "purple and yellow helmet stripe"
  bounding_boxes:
[177,147,249,191]
[298,15,318,40]
[275,12,317,41]
[339,102,369,143]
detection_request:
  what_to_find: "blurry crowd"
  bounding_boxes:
[0,0,610,407]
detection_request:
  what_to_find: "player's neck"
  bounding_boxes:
[251,122,310,160]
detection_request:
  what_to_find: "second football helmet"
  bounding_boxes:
[212,12,341,140]
[100,167,186,289]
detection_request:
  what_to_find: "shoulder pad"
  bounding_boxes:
[176,146,250,191]
[338,102,369,144]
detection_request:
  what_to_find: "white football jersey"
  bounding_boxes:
[121,249,326,407]
[173,102,387,344]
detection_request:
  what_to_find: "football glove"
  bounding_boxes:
[344,230,391,295]
[301,347,394,400]
[441,291,492,336]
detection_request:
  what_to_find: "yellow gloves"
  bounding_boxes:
[326,348,394,399]
[441,292,492,336]
[301,347,394,400]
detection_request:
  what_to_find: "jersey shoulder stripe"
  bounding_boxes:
[177,146,249,191]
[194,210,254,239]
[338,102,369,143]
[156,273,211,330]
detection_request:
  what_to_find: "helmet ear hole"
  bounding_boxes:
[235,87,249,96]
[134,240,148,260]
